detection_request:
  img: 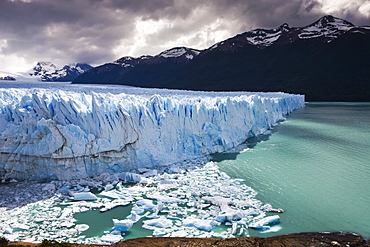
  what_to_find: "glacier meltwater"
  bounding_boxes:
[0,86,304,181]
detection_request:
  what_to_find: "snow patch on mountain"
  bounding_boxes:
[159,47,201,59]
[245,29,283,46]
[160,47,188,58]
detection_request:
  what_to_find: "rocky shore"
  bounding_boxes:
[7,232,369,247]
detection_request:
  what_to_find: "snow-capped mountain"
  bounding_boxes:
[73,16,370,101]
[30,62,93,82]
[208,15,366,51]
[29,61,57,78]
[113,47,200,66]
[74,47,200,85]
[298,15,356,40]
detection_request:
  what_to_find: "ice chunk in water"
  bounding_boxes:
[152,228,173,236]
[249,215,280,229]
[215,209,243,223]
[75,224,89,232]
[100,234,123,243]
[183,218,218,231]
[100,199,131,212]
[112,219,133,232]
[11,223,29,230]
[143,216,173,228]
[73,192,98,201]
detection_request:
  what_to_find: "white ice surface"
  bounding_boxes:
[0,84,304,181]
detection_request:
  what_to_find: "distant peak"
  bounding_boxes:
[114,56,136,64]
[280,23,290,28]
[279,23,291,32]
[320,15,336,21]
[35,61,56,67]
[314,15,355,28]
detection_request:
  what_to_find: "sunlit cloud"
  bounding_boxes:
[359,1,370,18]
[313,0,370,19]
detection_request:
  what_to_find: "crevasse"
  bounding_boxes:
[0,87,304,181]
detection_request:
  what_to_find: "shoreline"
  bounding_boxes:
[6,232,369,246]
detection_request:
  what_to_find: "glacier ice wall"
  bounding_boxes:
[0,87,304,181]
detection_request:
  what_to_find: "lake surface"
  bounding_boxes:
[214,102,370,239]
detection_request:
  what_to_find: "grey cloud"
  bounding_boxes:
[0,0,137,66]
[0,0,369,72]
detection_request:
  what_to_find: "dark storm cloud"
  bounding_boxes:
[0,0,132,64]
[0,0,369,72]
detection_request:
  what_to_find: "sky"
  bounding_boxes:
[0,0,370,73]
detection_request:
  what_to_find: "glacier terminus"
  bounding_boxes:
[0,84,304,181]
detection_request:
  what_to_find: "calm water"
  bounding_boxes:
[214,102,370,239]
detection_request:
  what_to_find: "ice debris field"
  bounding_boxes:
[1,162,283,244]
[0,83,305,244]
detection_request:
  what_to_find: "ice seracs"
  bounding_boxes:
[0,85,304,181]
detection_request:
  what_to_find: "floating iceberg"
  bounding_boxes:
[73,192,98,201]
[0,86,304,181]
[183,217,218,231]
[143,216,173,229]
[112,219,134,232]
[100,234,123,243]
[249,215,280,230]
[75,224,89,232]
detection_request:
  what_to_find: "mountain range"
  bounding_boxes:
[73,15,370,101]
[30,62,93,82]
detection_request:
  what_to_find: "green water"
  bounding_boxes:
[214,102,370,239]
[74,205,132,238]
[74,205,155,239]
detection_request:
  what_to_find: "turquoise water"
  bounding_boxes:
[214,102,370,239]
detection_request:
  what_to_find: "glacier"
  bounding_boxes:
[0,84,304,181]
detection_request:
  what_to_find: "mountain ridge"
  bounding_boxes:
[73,15,370,101]
[30,62,93,82]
